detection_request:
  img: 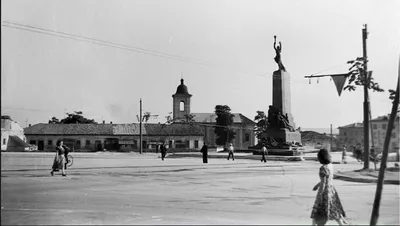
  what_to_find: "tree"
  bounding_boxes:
[214,105,236,145]
[344,57,384,93]
[49,111,97,124]
[48,117,60,124]
[254,111,268,140]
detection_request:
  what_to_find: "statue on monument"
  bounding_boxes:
[267,105,295,132]
[273,35,286,71]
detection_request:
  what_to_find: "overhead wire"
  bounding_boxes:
[3,21,352,82]
[2,21,267,77]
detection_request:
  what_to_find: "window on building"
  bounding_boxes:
[245,133,250,142]
[373,124,377,129]
[180,101,185,111]
[391,132,396,138]
[3,138,6,145]
[48,140,53,146]
[30,140,36,145]
[86,140,90,146]
[194,140,199,148]
[382,124,387,130]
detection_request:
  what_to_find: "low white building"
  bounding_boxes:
[1,115,32,151]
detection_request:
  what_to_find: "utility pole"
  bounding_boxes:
[330,124,333,152]
[139,98,142,154]
[362,24,370,169]
[370,58,399,226]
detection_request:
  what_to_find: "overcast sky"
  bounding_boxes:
[1,0,399,130]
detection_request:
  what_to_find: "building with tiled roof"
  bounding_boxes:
[171,79,256,149]
[23,78,256,152]
[24,122,204,151]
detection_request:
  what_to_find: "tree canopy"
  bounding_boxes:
[254,111,268,140]
[48,111,97,124]
[214,105,236,145]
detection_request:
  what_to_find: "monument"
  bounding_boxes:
[261,36,302,155]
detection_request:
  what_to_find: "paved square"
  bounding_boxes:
[1,152,399,225]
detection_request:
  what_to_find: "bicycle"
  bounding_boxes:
[66,154,73,168]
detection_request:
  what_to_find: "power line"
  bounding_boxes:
[2,21,351,84]
[2,21,356,91]
[2,23,190,61]
[2,21,268,77]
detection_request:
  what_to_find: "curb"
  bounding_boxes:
[333,173,399,185]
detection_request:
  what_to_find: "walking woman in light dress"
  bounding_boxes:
[311,149,347,225]
[50,140,67,177]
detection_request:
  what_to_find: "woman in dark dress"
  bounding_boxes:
[200,143,208,164]
[51,140,67,176]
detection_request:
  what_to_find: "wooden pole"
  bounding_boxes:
[370,56,400,226]
[362,24,370,169]
[330,124,333,152]
[140,98,142,154]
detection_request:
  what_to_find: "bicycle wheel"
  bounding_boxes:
[66,155,73,167]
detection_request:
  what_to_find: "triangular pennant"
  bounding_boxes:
[331,75,348,96]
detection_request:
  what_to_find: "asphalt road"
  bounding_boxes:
[1,152,399,225]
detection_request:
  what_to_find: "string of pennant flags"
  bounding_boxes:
[304,71,372,97]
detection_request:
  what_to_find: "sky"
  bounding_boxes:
[1,0,400,132]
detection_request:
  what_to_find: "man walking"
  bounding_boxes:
[342,145,347,164]
[227,143,234,161]
[261,145,268,163]
[200,142,208,163]
[160,142,167,161]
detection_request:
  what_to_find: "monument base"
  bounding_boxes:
[266,129,301,144]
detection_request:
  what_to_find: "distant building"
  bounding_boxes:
[370,114,400,153]
[171,78,256,149]
[1,115,32,151]
[337,113,400,153]
[337,122,364,148]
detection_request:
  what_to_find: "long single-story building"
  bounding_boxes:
[24,122,204,152]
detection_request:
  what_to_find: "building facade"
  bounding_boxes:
[370,114,400,153]
[1,115,32,151]
[24,122,204,152]
[337,123,365,148]
[171,79,256,149]
[338,113,400,153]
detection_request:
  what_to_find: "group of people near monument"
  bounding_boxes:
[200,143,268,163]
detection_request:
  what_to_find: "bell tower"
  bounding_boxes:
[172,78,192,120]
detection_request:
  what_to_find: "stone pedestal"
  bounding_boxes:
[272,70,296,129]
[266,128,301,144]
